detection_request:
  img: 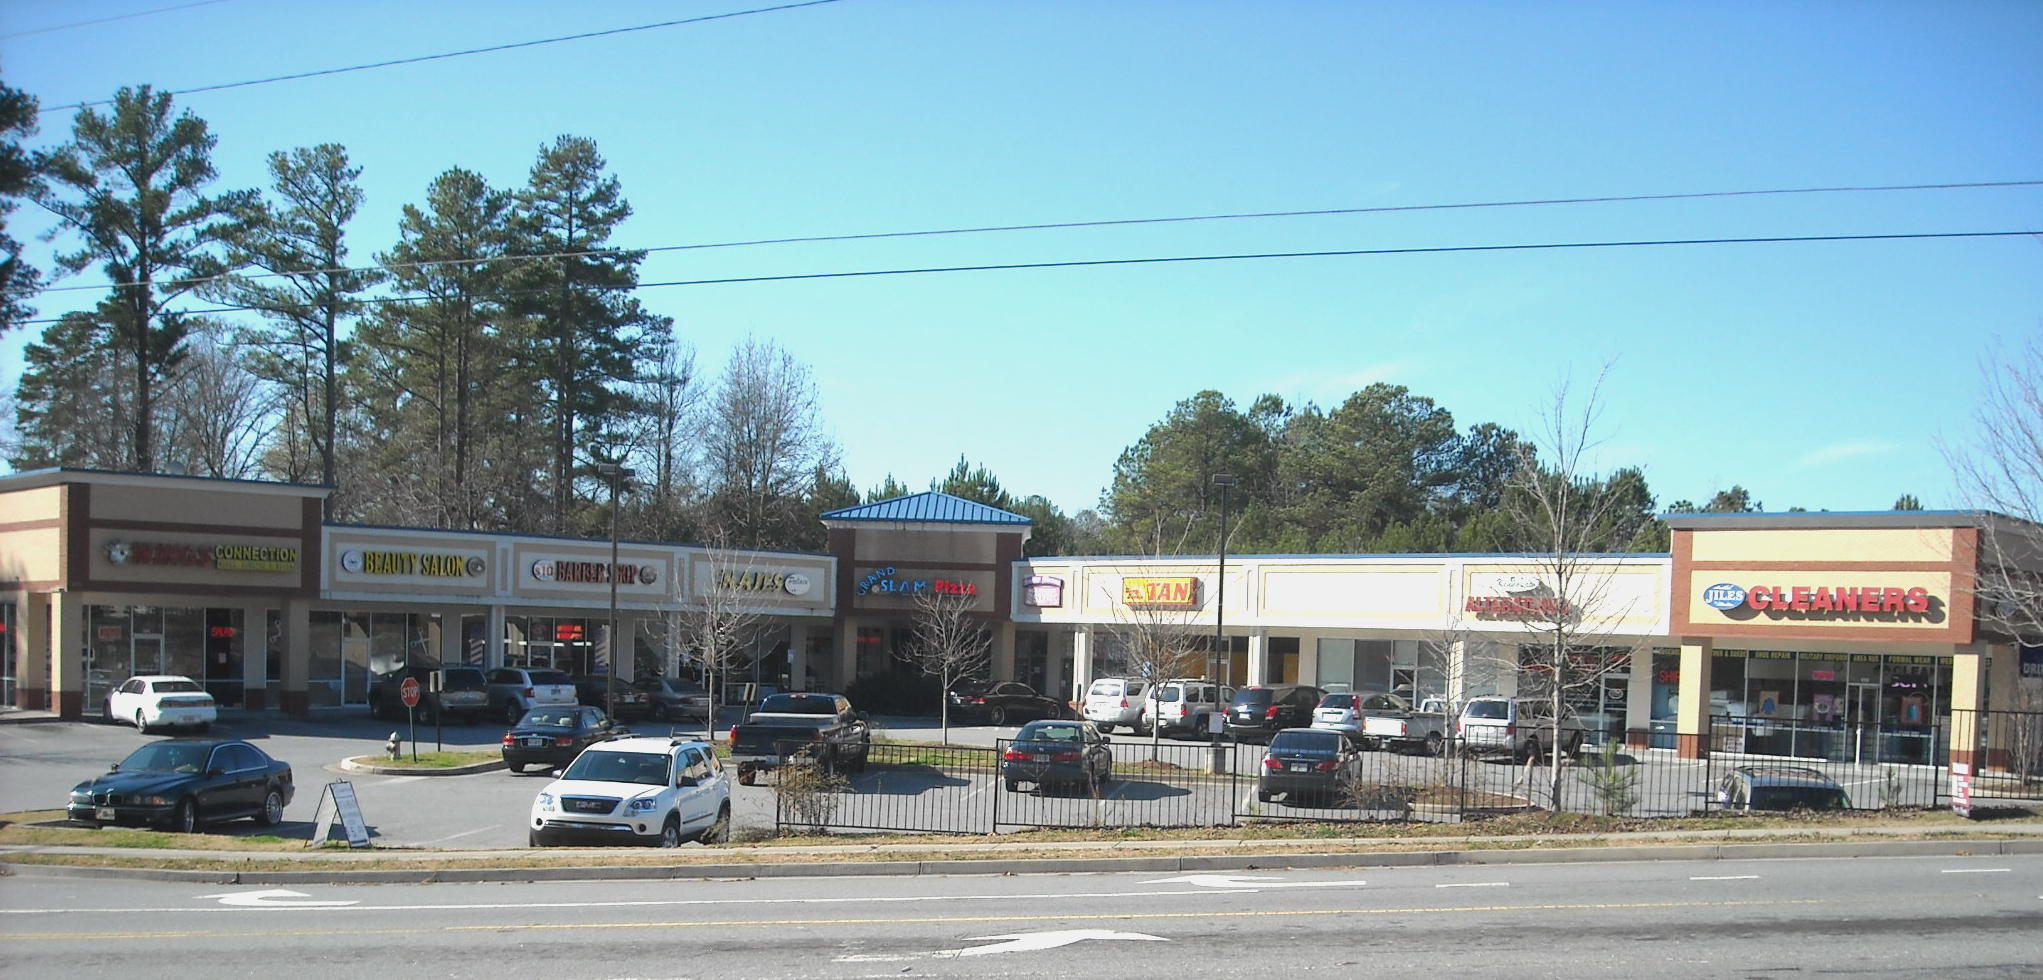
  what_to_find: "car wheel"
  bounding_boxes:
[738,766,756,787]
[529,829,544,848]
[658,815,683,848]
[1004,778,1020,792]
[134,709,149,733]
[258,788,285,826]
[697,803,732,844]
[988,706,1008,726]
[1522,738,1543,763]
[1135,719,1152,736]
[1425,733,1445,757]
[1257,789,1273,803]
[505,702,523,725]
[172,798,198,834]
[506,762,525,774]
[102,699,114,724]
[1565,733,1584,758]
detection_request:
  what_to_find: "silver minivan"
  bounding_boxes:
[1082,677,1149,733]
[1457,696,1586,760]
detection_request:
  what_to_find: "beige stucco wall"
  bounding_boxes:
[88,483,305,528]
[1687,527,1956,564]
[853,527,997,565]
[0,485,63,525]
[1260,564,1444,623]
[0,526,61,584]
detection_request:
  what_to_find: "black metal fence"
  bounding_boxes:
[769,716,2008,835]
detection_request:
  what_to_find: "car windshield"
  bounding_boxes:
[1017,722,1083,742]
[563,750,669,785]
[1270,730,1341,753]
[1464,701,1510,720]
[1156,686,1183,703]
[118,742,212,773]
[524,709,581,728]
[528,670,573,686]
[757,694,837,715]
[1231,689,1273,707]
[440,670,485,690]
[151,680,203,694]
[1319,694,1355,709]
[1360,694,1406,711]
[1088,681,1122,697]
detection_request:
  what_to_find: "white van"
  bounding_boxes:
[1145,678,1235,738]
[1082,677,1149,733]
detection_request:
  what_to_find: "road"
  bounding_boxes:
[3,855,2039,977]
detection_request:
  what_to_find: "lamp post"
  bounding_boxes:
[1210,473,1235,776]
[594,462,633,721]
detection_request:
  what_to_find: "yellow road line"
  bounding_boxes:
[0,898,1824,942]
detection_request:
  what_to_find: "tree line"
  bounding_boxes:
[1,80,1913,558]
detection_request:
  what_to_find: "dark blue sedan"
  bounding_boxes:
[68,738,294,833]
[1000,720,1113,794]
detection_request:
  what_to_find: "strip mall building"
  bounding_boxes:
[6,472,2039,771]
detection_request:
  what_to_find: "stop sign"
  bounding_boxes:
[399,676,422,708]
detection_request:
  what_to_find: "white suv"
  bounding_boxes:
[1082,677,1149,733]
[528,736,732,847]
[1457,696,1587,760]
[1144,679,1235,738]
[487,667,578,724]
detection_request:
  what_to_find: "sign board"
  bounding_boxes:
[2020,645,2043,679]
[307,780,371,848]
[1950,761,1973,819]
[399,676,422,708]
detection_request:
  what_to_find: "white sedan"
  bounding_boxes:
[104,675,217,733]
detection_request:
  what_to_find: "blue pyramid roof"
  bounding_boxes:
[821,491,1032,526]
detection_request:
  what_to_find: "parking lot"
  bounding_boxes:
[0,707,1959,848]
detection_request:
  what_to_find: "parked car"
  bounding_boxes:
[528,735,731,847]
[367,664,489,724]
[571,674,651,720]
[1357,692,1453,755]
[1256,727,1364,805]
[500,705,628,773]
[1145,678,1235,738]
[1716,765,1852,811]
[948,681,1067,726]
[1457,696,1587,760]
[67,737,293,833]
[485,667,579,724]
[1225,683,1326,743]
[642,677,713,722]
[1310,692,1367,742]
[1082,677,1149,733]
[727,692,871,785]
[103,675,216,733]
[1000,719,1113,794]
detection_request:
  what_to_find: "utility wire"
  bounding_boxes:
[29,179,2043,297]
[0,0,233,40]
[36,0,849,115]
[16,229,2036,327]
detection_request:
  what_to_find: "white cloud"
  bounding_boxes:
[1795,441,1899,469]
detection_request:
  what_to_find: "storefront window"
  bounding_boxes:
[0,600,12,705]
[1711,650,1950,764]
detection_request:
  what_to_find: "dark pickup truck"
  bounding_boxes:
[727,692,872,785]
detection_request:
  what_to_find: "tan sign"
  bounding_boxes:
[1122,576,1199,607]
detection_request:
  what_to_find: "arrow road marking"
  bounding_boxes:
[1144,874,1368,890]
[196,889,358,908]
[956,928,1168,956]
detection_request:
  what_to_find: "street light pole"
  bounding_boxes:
[594,462,633,721]
[1210,473,1235,776]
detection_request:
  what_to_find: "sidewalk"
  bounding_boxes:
[0,704,61,724]
[7,821,2043,885]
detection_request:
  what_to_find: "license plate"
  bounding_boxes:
[1289,763,1309,772]
[95,807,114,820]
[524,737,545,746]
[1032,753,1051,762]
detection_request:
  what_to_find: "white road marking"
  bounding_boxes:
[197,888,359,908]
[835,928,1168,962]
[0,887,1230,916]
[1436,881,1510,888]
[1144,874,1368,890]
[1690,875,1761,881]
[1940,868,2010,874]
[414,826,495,845]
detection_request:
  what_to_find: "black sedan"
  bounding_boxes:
[1255,728,1363,805]
[571,675,652,720]
[68,738,294,833]
[501,705,628,773]
[1000,720,1113,794]
[950,681,1069,726]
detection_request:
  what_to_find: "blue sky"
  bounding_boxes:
[4,0,2040,517]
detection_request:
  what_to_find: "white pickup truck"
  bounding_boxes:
[1359,693,1454,755]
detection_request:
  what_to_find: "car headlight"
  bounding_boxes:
[626,797,659,813]
[136,795,171,807]
[70,790,92,803]
[537,793,555,812]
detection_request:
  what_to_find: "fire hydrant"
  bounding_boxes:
[386,732,402,761]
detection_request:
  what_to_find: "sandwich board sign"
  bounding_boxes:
[307,780,371,848]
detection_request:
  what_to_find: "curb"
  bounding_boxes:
[338,756,506,776]
[6,837,2040,886]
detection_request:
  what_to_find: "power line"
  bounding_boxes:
[0,0,234,40]
[36,0,849,115]
[30,179,2043,297]
[16,229,2036,327]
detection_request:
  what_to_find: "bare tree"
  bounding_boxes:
[1943,329,2043,782]
[1100,570,1209,760]
[698,336,837,548]
[906,589,993,745]
[674,538,769,740]
[159,323,275,478]
[1496,368,1652,808]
